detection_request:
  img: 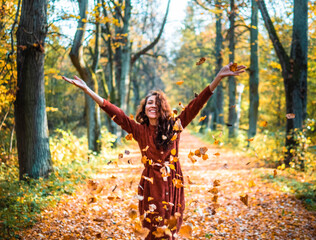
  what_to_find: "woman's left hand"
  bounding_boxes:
[216,62,247,79]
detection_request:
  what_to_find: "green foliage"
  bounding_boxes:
[0,128,116,239]
[261,169,316,211]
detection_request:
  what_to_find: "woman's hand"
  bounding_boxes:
[216,62,247,79]
[62,76,88,92]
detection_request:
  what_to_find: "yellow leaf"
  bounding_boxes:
[171,149,176,155]
[179,224,193,238]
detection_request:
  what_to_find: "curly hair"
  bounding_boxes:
[135,90,175,150]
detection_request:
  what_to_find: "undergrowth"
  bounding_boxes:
[0,128,117,239]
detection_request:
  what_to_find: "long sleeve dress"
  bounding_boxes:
[99,86,213,239]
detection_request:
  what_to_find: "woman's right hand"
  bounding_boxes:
[62,76,88,92]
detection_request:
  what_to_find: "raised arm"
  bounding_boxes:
[178,62,246,128]
[62,75,142,140]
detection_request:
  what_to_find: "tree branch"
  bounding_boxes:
[130,0,171,66]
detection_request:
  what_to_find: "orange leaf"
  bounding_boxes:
[202,154,208,160]
[176,80,184,85]
[230,63,238,72]
[171,133,177,141]
[214,152,220,156]
[273,169,277,178]
[179,224,193,238]
[142,176,154,184]
[125,133,133,140]
[199,115,206,122]
[129,114,134,120]
[246,138,254,142]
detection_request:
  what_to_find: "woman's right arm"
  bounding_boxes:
[62,76,141,140]
[62,76,103,106]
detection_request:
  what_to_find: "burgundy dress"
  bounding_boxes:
[100,86,213,239]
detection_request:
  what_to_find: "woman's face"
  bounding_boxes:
[145,95,158,120]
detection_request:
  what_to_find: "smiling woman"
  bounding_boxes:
[62,62,246,239]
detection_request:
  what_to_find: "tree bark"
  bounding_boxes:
[15,0,52,179]
[248,0,259,139]
[213,0,224,129]
[69,0,101,153]
[257,0,308,166]
[228,0,236,138]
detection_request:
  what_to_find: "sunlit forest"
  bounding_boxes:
[0,0,315,239]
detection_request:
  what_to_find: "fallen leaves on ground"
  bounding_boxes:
[19,130,316,240]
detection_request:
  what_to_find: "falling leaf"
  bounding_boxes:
[246,138,254,142]
[133,222,150,238]
[214,139,219,145]
[214,152,220,157]
[202,154,209,160]
[88,180,99,191]
[125,133,133,140]
[124,150,130,155]
[87,196,97,204]
[273,169,277,178]
[118,153,123,159]
[194,149,201,157]
[179,224,193,238]
[129,114,134,120]
[141,156,148,164]
[162,135,167,140]
[111,115,116,120]
[18,45,27,50]
[173,118,183,132]
[196,57,206,65]
[152,227,166,238]
[240,194,248,206]
[259,121,268,127]
[112,185,117,192]
[230,63,238,72]
[179,102,185,110]
[212,195,218,203]
[168,164,175,170]
[286,113,295,119]
[199,147,208,155]
[246,161,251,165]
[148,197,154,201]
[166,216,178,229]
[142,146,149,151]
[173,109,178,115]
[171,149,176,156]
[176,80,184,85]
[128,208,137,220]
[171,133,177,141]
[209,187,218,194]
[172,178,184,188]
[199,115,206,122]
[213,179,220,187]
[142,176,154,184]
[187,176,194,184]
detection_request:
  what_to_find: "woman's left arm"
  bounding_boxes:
[178,62,246,129]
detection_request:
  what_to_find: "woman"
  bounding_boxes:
[62,62,246,239]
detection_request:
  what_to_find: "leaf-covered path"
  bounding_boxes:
[21,130,316,239]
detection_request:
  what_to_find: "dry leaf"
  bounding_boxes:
[125,133,133,140]
[214,152,220,157]
[230,63,238,72]
[259,121,268,127]
[141,156,148,164]
[142,176,154,184]
[111,115,116,120]
[273,169,277,178]
[128,208,137,220]
[172,178,184,188]
[171,149,176,156]
[213,179,220,187]
[246,138,254,142]
[176,80,184,85]
[171,133,177,141]
[179,224,193,238]
[129,114,134,120]
[240,194,248,206]
[173,118,183,132]
[286,113,295,119]
[194,149,201,157]
[196,57,206,65]
[202,154,209,160]
[199,115,206,122]
[199,147,208,155]
[142,145,149,151]
[133,222,150,238]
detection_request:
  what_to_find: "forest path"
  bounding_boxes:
[21,130,315,239]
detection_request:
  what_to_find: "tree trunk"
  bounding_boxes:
[69,0,101,153]
[248,0,259,139]
[213,0,224,129]
[257,0,308,166]
[15,0,52,179]
[228,0,236,138]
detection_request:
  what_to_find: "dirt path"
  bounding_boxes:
[21,130,316,239]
